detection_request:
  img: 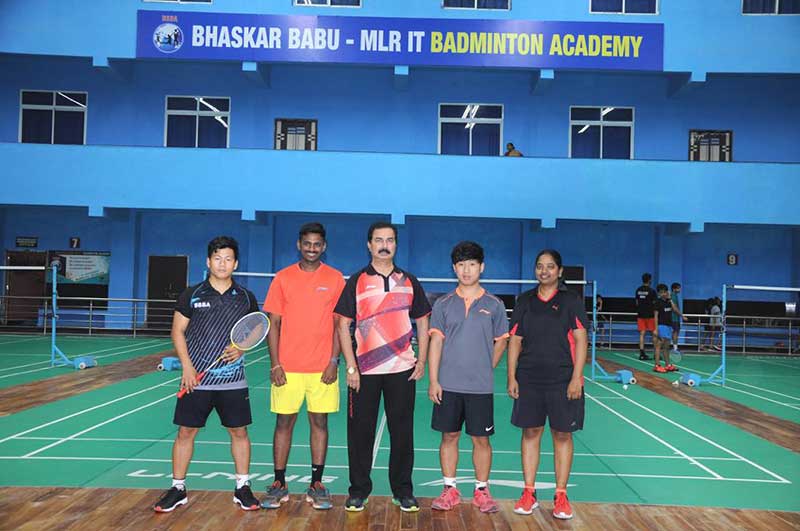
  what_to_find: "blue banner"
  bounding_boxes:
[137,11,663,71]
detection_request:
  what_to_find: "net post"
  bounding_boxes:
[591,280,597,380]
[49,263,70,367]
[721,284,728,385]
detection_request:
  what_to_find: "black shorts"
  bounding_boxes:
[431,391,494,437]
[173,388,252,428]
[511,380,584,433]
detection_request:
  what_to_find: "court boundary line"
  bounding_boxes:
[0,352,268,446]
[0,455,788,485]
[589,378,791,484]
[585,391,722,479]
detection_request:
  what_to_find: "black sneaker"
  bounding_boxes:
[345,495,368,512]
[153,486,188,513]
[638,353,651,360]
[392,495,420,513]
[233,482,261,511]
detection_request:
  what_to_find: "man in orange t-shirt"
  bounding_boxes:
[260,222,345,511]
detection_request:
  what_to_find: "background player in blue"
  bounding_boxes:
[153,236,261,513]
[507,249,588,521]
[427,241,508,514]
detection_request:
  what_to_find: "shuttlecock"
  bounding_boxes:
[672,380,679,387]
[622,384,629,390]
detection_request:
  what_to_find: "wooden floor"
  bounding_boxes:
[0,352,169,416]
[0,487,798,531]
[600,358,800,453]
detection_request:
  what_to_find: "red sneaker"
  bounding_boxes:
[553,491,573,520]
[653,365,667,373]
[431,486,461,511]
[513,488,538,515]
[666,364,678,372]
[472,487,499,513]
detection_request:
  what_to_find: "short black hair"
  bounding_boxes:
[367,221,397,241]
[299,222,326,241]
[207,235,239,261]
[451,241,484,265]
[642,273,652,284]
[671,282,681,290]
[657,283,668,293]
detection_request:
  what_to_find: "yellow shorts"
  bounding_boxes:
[270,372,339,414]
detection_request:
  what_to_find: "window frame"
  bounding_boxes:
[438,103,504,156]
[589,0,659,15]
[568,105,635,159]
[442,0,511,11]
[741,0,800,15]
[689,129,733,162]
[294,0,362,7]
[164,95,231,149]
[18,89,88,145]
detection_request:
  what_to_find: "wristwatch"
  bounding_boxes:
[347,366,357,375]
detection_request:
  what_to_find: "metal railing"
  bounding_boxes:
[0,295,176,337]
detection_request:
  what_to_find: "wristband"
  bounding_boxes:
[270,364,282,372]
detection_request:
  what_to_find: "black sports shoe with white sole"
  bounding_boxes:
[153,487,188,513]
[234,482,261,511]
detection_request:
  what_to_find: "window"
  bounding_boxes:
[275,119,317,151]
[165,96,229,148]
[295,0,361,6]
[569,106,634,159]
[443,0,510,9]
[590,0,658,14]
[19,90,87,145]
[439,104,503,156]
[742,0,800,14]
[144,0,211,3]
[689,130,732,162]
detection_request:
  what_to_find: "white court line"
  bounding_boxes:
[0,336,47,347]
[12,436,742,462]
[10,353,269,453]
[589,378,791,484]
[606,352,800,404]
[585,392,722,479]
[705,382,800,411]
[372,413,387,468]
[0,456,787,484]
[0,338,166,373]
[744,357,800,371]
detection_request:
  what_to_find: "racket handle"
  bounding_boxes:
[176,371,207,398]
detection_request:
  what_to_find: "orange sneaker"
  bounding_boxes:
[553,491,573,520]
[472,487,499,513]
[653,365,667,373]
[513,488,538,515]
[666,364,678,372]
[431,485,461,511]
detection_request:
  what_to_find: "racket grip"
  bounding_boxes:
[176,371,207,398]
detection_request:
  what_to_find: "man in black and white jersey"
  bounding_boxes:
[153,236,261,513]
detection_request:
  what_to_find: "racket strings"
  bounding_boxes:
[230,312,270,350]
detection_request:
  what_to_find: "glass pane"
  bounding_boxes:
[571,107,601,121]
[198,97,229,113]
[440,104,469,118]
[332,0,360,5]
[53,110,85,145]
[21,109,52,143]
[441,123,470,155]
[296,0,328,4]
[444,0,476,7]
[198,115,228,148]
[478,0,509,8]
[602,126,632,159]
[167,115,196,147]
[471,123,501,156]
[591,0,623,12]
[167,97,198,111]
[743,0,776,12]
[779,0,800,13]
[22,91,54,106]
[602,107,633,122]
[571,124,601,158]
[625,0,657,13]
[473,105,502,119]
[55,92,87,107]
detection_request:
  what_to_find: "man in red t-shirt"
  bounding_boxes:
[260,222,345,511]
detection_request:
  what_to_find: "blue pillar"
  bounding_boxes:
[107,208,139,328]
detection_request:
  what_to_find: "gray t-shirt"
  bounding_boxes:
[429,288,508,394]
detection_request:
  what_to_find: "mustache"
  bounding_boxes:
[378,249,391,254]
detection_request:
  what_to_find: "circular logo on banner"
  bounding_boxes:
[153,23,184,54]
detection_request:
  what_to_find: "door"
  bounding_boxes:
[146,256,188,329]
[3,251,47,324]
